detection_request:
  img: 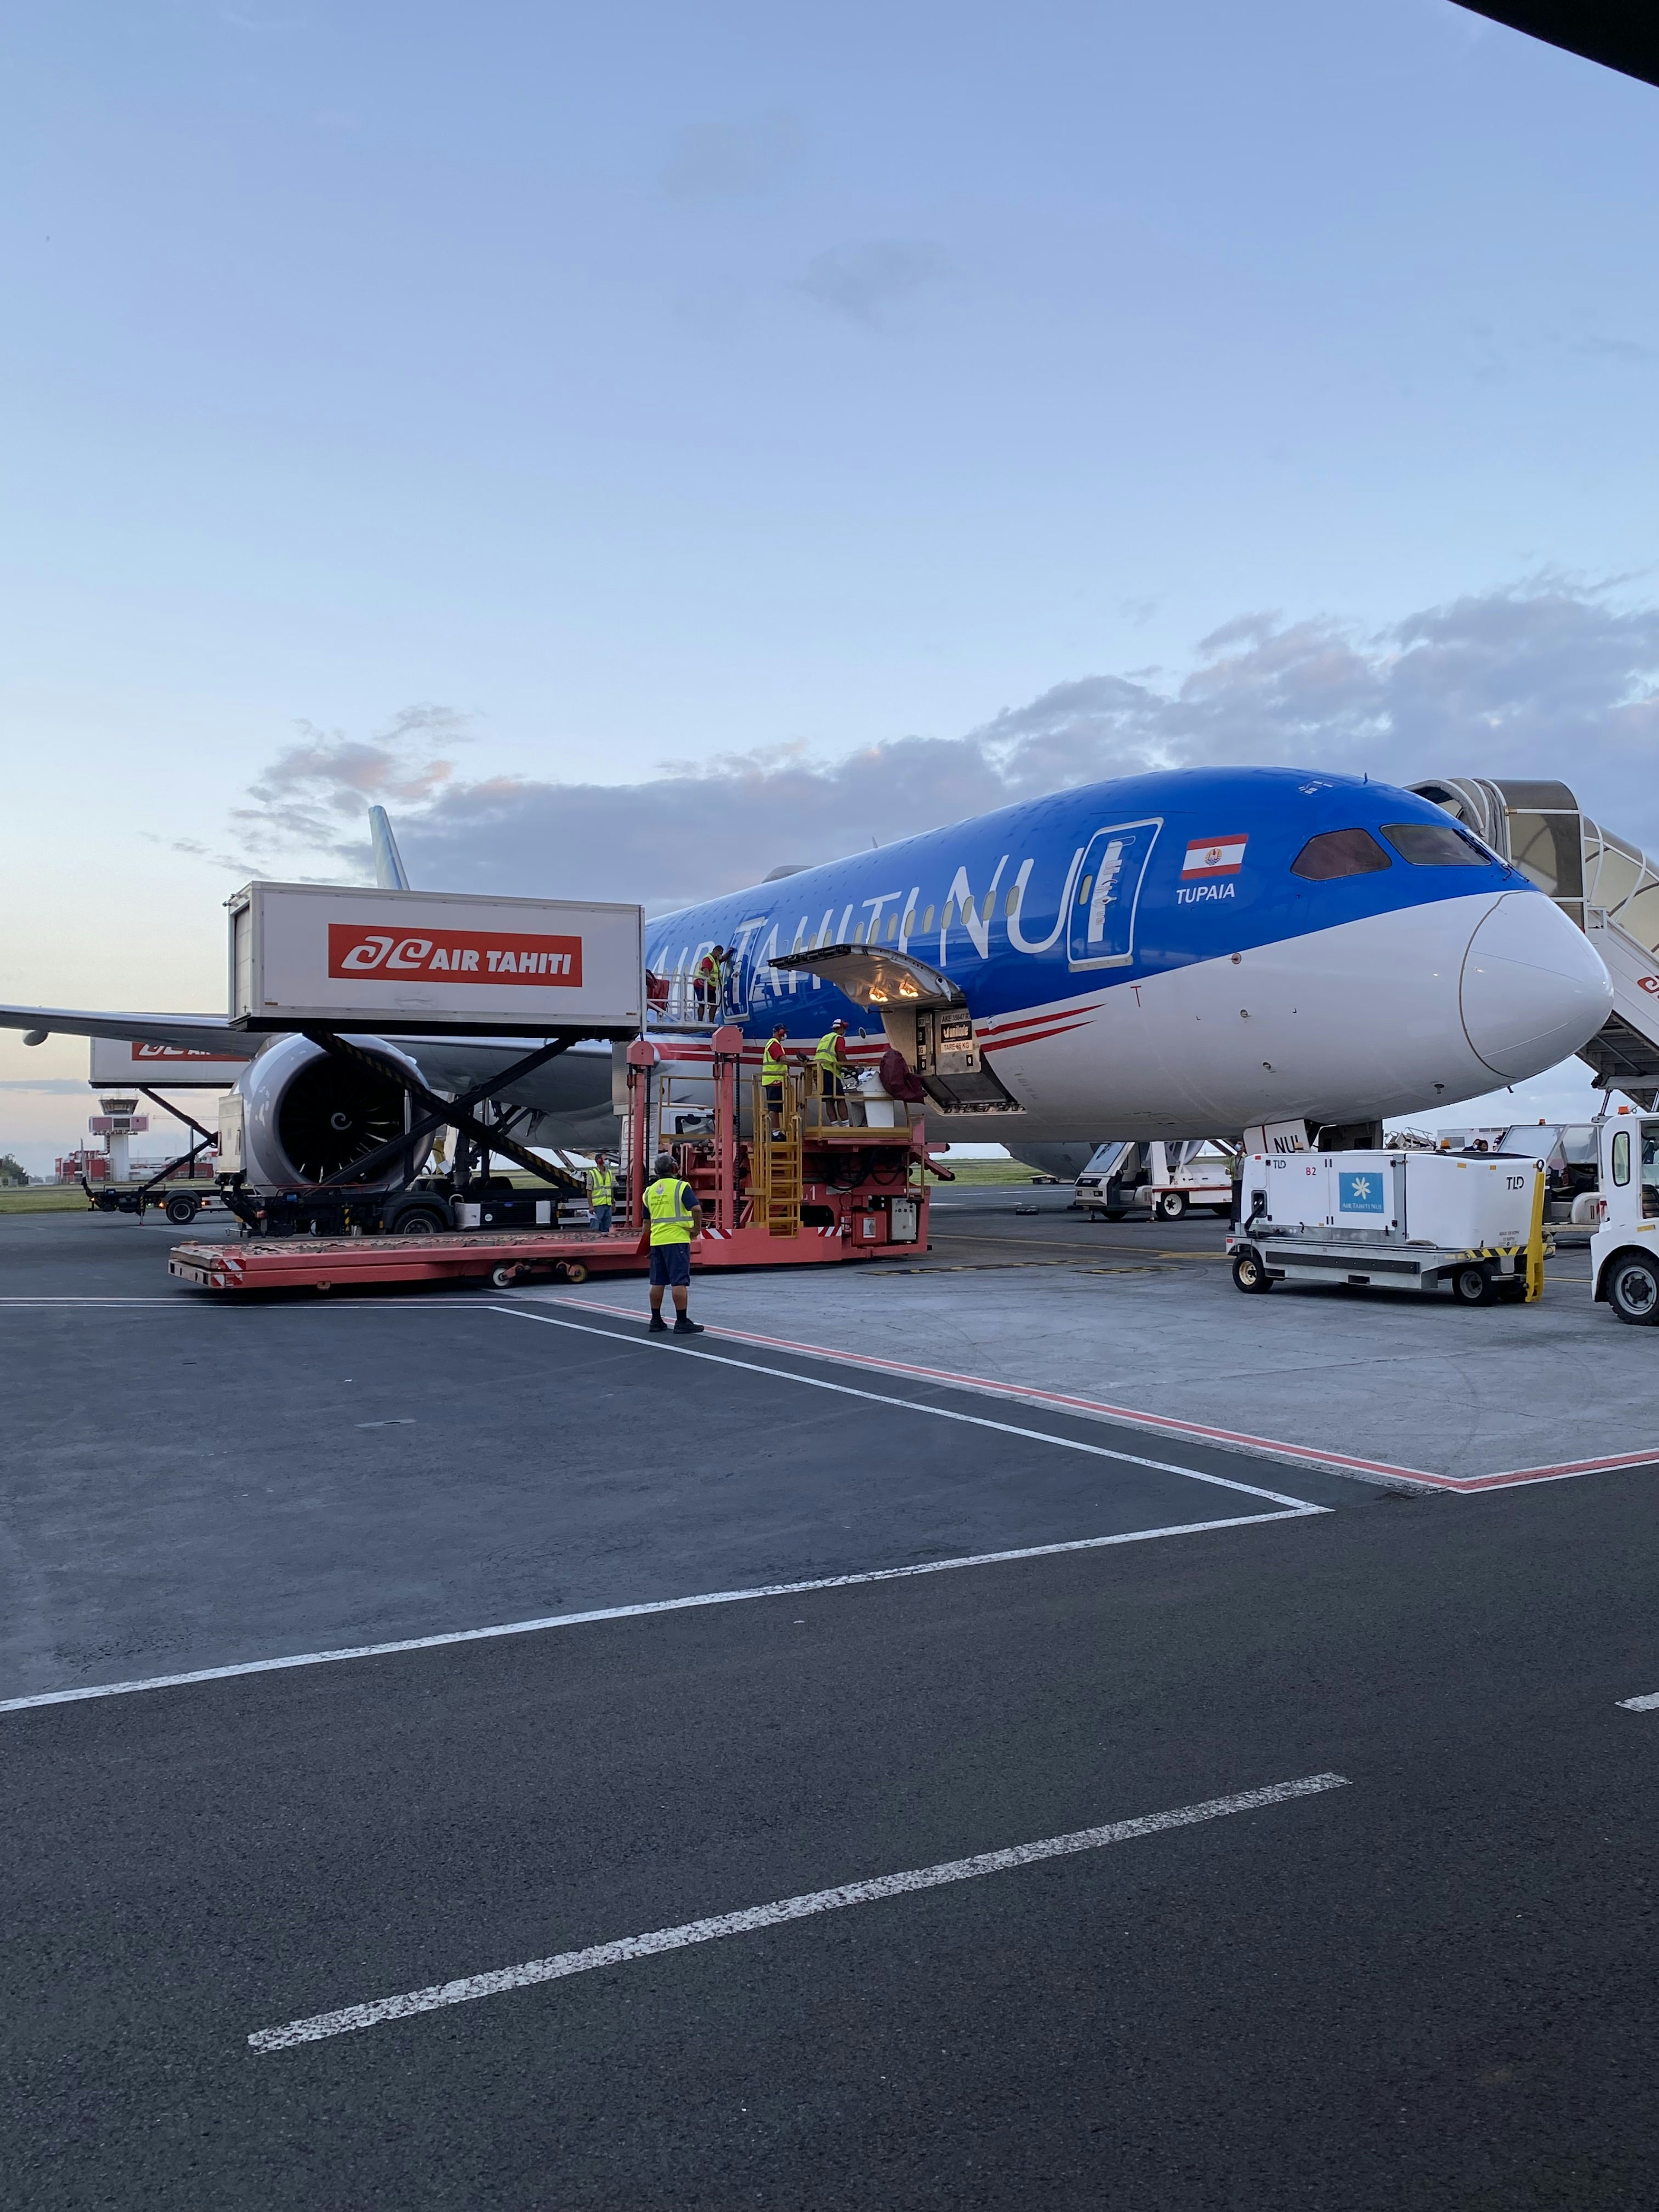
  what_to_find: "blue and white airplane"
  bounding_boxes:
[0,766,1613,1179]
[646,765,1611,1148]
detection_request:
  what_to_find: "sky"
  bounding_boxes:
[3,0,1658,1168]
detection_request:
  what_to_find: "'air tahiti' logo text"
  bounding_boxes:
[327,925,583,985]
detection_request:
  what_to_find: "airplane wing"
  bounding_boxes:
[0,1005,257,1056]
[1452,2,1659,90]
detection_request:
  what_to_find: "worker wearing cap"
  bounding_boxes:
[761,1025,791,1138]
[643,1152,704,1335]
[815,1019,850,1125]
[586,1152,614,1235]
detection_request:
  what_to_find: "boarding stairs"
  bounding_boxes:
[1412,778,1659,1106]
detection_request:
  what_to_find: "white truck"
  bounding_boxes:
[1227,1146,1548,1306]
[1074,1139,1236,1221]
[1587,1112,1659,1324]
[1138,1139,1237,1221]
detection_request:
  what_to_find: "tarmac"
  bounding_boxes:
[551,1186,1640,1486]
[5,1193,1659,2209]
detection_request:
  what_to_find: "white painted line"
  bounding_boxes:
[490,1305,1323,1513]
[531,1291,1440,1486]
[0,1506,1316,1716]
[0,1297,226,1307]
[531,1293,1659,1496]
[248,1772,1350,2050]
[0,1296,483,1309]
[1617,1691,1659,1711]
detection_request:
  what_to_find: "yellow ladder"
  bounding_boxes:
[750,1074,802,1236]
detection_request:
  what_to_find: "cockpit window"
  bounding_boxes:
[1382,821,1490,868]
[1290,828,1392,880]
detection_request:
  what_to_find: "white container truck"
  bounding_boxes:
[1227,1146,1548,1306]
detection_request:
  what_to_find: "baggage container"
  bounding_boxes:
[1249,1148,1538,1249]
[226,882,643,1038]
[1229,1147,1548,1306]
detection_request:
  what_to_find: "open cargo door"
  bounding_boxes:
[769,944,1022,1115]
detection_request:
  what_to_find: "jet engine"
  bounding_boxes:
[232,1033,429,1188]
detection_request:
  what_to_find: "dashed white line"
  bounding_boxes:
[248,1772,1351,2050]
[1616,1691,1659,1711]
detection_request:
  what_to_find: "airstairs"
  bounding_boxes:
[1411,778,1659,1106]
[748,1073,803,1236]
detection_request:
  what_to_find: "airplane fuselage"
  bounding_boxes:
[0,765,1614,1163]
[641,766,1611,1142]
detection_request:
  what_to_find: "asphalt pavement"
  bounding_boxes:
[5,1201,1658,2209]
[10,1470,1659,2209]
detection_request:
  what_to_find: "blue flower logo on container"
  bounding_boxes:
[1338,1171,1385,1213]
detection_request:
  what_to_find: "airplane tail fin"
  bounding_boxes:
[369,806,412,890]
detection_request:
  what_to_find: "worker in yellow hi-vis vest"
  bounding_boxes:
[814,1018,850,1125]
[761,1024,791,1138]
[586,1154,614,1235]
[641,1152,704,1335]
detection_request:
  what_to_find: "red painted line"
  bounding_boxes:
[1438,1448,1659,1492]
[981,1023,1089,1056]
[976,1001,1104,1037]
[528,1297,1659,1494]
[536,1295,1435,1482]
[978,1015,1092,1045]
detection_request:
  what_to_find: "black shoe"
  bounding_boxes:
[673,1318,705,1335]
[648,1315,668,1333]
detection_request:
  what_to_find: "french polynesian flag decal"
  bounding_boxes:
[1182,835,1247,879]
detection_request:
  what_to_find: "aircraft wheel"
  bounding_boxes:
[1231,1250,1274,1294]
[1157,1192,1186,1221]
[1607,1252,1659,1326]
[1451,1265,1497,1306]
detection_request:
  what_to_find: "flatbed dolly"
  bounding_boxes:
[169,1025,943,1294]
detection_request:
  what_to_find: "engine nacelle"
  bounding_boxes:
[231,1033,430,1189]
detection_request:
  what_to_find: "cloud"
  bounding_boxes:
[219,580,1659,912]
[228,703,470,870]
[1573,335,1659,365]
[798,240,949,326]
[659,111,802,201]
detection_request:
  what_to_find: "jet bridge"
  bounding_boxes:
[1411,778,1659,1106]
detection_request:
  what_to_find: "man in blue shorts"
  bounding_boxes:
[643,1151,704,1335]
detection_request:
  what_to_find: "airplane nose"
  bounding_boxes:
[1459,891,1612,1080]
